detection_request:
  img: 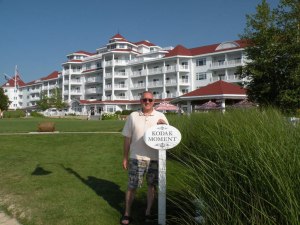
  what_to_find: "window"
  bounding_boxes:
[182,88,189,94]
[196,58,206,66]
[196,73,207,80]
[119,44,125,48]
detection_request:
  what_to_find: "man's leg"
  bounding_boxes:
[146,185,155,216]
[125,187,136,217]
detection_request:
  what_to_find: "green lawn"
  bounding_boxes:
[0,118,183,225]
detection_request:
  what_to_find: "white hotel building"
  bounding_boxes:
[2,34,248,114]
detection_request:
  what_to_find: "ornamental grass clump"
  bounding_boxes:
[167,108,300,225]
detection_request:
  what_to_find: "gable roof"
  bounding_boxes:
[1,75,26,88]
[134,40,156,47]
[41,71,60,81]
[164,45,191,57]
[164,40,248,58]
[183,80,246,97]
[110,33,128,42]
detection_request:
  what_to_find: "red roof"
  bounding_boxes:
[164,40,248,58]
[134,40,156,47]
[1,75,26,87]
[182,80,246,97]
[164,45,192,57]
[110,33,128,42]
[41,71,60,81]
[74,51,95,56]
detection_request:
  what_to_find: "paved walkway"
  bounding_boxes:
[0,212,21,225]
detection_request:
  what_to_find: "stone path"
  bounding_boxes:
[0,212,21,225]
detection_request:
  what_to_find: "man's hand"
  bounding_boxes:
[122,158,128,170]
[157,119,167,125]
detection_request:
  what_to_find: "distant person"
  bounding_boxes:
[0,110,3,119]
[120,91,168,225]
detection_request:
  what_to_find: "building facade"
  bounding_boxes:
[2,34,248,115]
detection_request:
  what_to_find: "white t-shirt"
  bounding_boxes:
[122,110,168,161]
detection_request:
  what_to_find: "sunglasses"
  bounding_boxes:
[141,98,154,103]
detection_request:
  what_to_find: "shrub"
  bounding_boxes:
[30,111,45,118]
[121,110,134,115]
[3,109,25,118]
[101,113,118,120]
[168,108,300,225]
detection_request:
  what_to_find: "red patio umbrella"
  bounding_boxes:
[195,100,219,110]
[155,101,179,111]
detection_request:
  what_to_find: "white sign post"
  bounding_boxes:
[144,124,182,225]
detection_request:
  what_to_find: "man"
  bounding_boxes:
[120,91,168,225]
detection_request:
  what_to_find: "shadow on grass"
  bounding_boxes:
[63,167,124,215]
[31,165,52,176]
[64,167,154,225]
[31,164,152,224]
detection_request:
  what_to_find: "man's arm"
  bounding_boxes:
[122,136,131,170]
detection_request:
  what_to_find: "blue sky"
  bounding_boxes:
[0,0,279,84]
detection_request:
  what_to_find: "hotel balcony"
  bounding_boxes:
[86,77,102,83]
[64,79,82,85]
[166,93,177,98]
[106,72,129,78]
[131,70,144,77]
[148,67,163,75]
[114,84,128,90]
[115,95,128,100]
[209,59,242,70]
[211,74,241,83]
[164,65,176,73]
[131,83,146,90]
[148,81,163,88]
[30,88,41,93]
[115,71,129,78]
[64,70,82,75]
[165,79,177,86]
[177,64,189,72]
[64,90,82,95]
[85,88,102,94]
[179,79,189,85]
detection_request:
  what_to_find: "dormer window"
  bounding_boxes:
[119,44,125,49]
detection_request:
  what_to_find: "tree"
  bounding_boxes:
[0,87,10,113]
[238,0,300,114]
[36,88,68,111]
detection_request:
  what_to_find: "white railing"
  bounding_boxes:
[85,88,102,94]
[148,81,163,87]
[165,65,176,73]
[180,79,189,84]
[86,77,102,83]
[165,79,177,86]
[166,93,176,98]
[114,84,127,89]
[178,65,189,71]
[131,83,146,89]
[105,73,112,78]
[132,71,143,77]
[115,60,128,66]
[70,79,82,84]
[210,59,242,69]
[115,71,128,77]
[115,95,128,100]
[148,67,163,75]
[70,90,81,94]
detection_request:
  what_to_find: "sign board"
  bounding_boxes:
[144,124,182,225]
[144,124,182,150]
